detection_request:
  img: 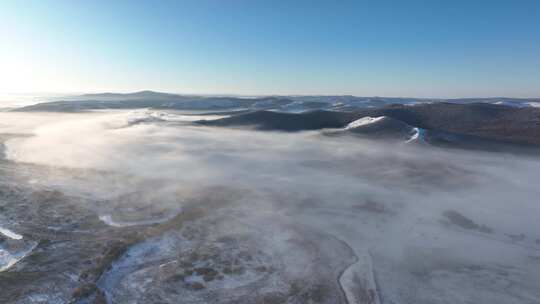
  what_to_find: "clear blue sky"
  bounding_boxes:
[1,0,539,98]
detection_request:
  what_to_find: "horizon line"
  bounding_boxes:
[2,90,540,101]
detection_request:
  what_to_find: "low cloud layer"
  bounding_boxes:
[1,109,540,303]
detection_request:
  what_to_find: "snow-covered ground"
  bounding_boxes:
[345,116,385,129]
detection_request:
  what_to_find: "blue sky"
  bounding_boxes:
[1,0,539,97]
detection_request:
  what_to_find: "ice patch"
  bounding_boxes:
[97,233,189,303]
[25,293,64,304]
[184,273,205,284]
[0,242,37,272]
[345,116,385,129]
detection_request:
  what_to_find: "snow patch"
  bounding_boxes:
[345,116,385,129]
[406,127,425,143]
[0,226,23,240]
[99,211,181,228]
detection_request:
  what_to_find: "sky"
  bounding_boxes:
[1,0,539,98]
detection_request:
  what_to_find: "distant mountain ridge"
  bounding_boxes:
[13,90,540,112]
[199,102,540,147]
[15,91,294,112]
[13,91,540,148]
[75,90,186,101]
